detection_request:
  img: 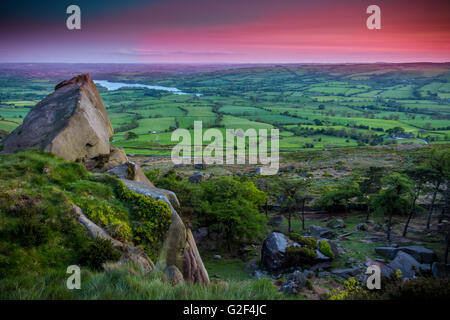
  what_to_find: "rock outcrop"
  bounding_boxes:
[109,177,210,285]
[3,74,209,285]
[3,74,113,162]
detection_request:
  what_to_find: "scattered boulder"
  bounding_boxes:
[431,262,450,279]
[261,232,288,272]
[194,162,207,170]
[214,255,222,260]
[188,172,210,184]
[163,265,184,286]
[387,251,430,279]
[375,245,437,264]
[326,218,345,229]
[3,74,113,162]
[398,246,438,264]
[311,261,332,271]
[331,267,361,280]
[252,270,268,279]
[309,225,336,238]
[106,161,154,186]
[280,270,307,294]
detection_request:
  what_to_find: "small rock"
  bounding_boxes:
[213,254,222,260]
[252,270,268,279]
[326,219,345,229]
[311,261,332,271]
[279,280,298,294]
[194,163,207,170]
[331,267,361,279]
[309,225,336,238]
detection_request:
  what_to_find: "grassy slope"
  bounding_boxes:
[0,150,300,300]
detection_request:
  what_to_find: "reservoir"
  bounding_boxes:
[94,80,201,96]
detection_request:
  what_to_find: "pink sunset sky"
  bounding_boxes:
[0,0,449,63]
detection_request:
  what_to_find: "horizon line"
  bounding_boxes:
[1,61,450,65]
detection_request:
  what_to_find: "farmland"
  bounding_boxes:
[1,63,450,155]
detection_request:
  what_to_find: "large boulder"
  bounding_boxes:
[387,251,430,279]
[398,246,438,264]
[261,232,288,272]
[375,245,437,264]
[3,74,113,162]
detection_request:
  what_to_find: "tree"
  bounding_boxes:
[402,166,433,237]
[275,178,312,233]
[316,178,362,213]
[125,131,139,140]
[200,176,267,251]
[360,167,385,222]
[371,173,412,242]
[424,147,449,229]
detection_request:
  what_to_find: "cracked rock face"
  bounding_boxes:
[3,74,113,162]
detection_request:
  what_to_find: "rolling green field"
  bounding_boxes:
[1,63,449,155]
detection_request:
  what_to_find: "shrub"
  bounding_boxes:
[83,203,132,242]
[285,246,317,266]
[289,233,318,249]
[328,277,364,300]
[319,240,334,259]
[80,238,121,270]
[115,180,172,260]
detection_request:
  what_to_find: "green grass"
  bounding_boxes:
[0,264,296,300]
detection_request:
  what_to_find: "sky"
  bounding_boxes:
[0,0,449,63]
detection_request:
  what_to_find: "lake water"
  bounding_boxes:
[94,80,201,96]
